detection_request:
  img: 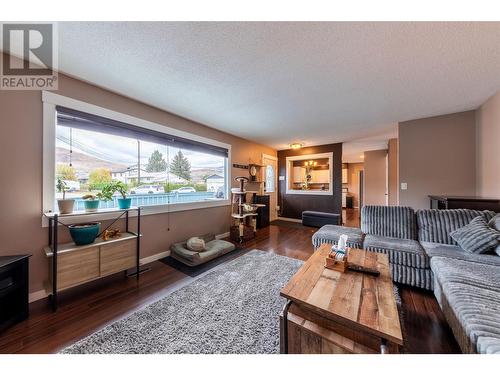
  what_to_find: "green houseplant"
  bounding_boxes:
[107,181,132,209]
[56,178,75,214]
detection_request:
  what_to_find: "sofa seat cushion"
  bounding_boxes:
[312,225,364,249]
[431,257,500,354]
[363,234,428,268]
[170,239,236,266]
[421,241,500,267]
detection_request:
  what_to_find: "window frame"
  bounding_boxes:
[42,91,231,227]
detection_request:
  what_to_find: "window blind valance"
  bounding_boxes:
[56,106,229,158]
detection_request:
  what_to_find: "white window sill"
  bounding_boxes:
[41,199,231,227]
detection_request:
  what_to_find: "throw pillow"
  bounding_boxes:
[489,213,500,232]
[450,216,500,254]
[186,237,206,252]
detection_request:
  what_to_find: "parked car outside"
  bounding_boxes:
[130,185,165,194]
[173,187,196,194]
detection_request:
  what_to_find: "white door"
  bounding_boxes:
[262,154,278,222]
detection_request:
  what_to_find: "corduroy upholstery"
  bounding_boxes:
[363,235,428,268]
[449,216,500,254]
[361,205,417,239]
[416,209,496,245]
[421,241,500,267]
[431,257,500,354]
[312,225,364,249]
[391,264,434,290]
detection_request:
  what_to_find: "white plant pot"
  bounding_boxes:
[57,199,75,214]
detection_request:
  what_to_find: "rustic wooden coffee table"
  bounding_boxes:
[280,244,403,354]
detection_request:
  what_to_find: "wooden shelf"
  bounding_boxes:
[44,233,140,257]
[44,206,139,219]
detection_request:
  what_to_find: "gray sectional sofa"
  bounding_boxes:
[312,205,500,354]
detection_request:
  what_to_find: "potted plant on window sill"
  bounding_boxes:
[56,178,75,214]
[81,189,113,212]
[105,181,132,210]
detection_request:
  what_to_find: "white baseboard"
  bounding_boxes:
[215,231,230,239]
[139,250,170,266]
[28,230,229,304]
[276,217,302,223]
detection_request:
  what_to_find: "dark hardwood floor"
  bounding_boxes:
[0,212,460,354]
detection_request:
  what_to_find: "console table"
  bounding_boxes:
[280,245,403,354]
[429,195,500,212]
[44,207,141,311]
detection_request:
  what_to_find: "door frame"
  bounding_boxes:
[262,153,278,221]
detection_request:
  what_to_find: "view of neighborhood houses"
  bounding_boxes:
[55,125,226,209]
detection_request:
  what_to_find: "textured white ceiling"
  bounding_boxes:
[57,22,500,150]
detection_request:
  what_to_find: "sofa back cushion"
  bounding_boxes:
[361,205,417,239]
[416,209,496,245]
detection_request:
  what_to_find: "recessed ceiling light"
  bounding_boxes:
[290,143,303,149]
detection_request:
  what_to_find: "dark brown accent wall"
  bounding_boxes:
[277,144,342,219]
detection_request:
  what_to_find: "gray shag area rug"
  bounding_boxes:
[61,250,303,354]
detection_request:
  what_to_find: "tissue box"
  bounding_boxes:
[324,250,348,272]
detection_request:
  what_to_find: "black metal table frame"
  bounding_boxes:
[45,207,141,312]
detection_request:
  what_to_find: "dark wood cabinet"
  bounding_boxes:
[254,195,270,228]
[0,255,30,333]
[429,195,500,212]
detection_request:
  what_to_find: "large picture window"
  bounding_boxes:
[44,93,230,215]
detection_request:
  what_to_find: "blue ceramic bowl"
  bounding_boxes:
[117,198,132,209]
[69,222,100,246]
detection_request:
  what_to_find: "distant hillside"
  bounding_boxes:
[190,167,225,183]
[56,147,128,172]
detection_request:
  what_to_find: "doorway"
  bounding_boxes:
[262,153,278,221]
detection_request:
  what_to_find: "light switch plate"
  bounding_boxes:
[279,176,285,181]
[401,182,408,190]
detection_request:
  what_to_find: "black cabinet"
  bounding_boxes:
[346,196,354,209]
[254,195,270,228]
[0,255,30,333]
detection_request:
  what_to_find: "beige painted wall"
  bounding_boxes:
[388,138,399,206]
[476,91,500,198]
[0,71,276,296]
[346,163,364,208]
[398,111,476,209]
[364,150,388,206]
